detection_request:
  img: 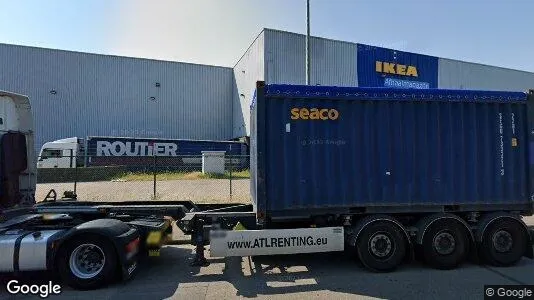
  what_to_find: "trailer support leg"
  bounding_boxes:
[191,244,209,267]
[190,219,209,267]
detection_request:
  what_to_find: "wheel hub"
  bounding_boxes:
[69,244,106,279]
[369,233,393,258]
[433,231,456,255]
[492,230,513,253]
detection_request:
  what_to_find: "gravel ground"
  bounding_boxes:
[36,179,251,203]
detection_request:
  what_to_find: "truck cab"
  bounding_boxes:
[0,90,36,210]
[37,137,84,168]
[0,90,183,290]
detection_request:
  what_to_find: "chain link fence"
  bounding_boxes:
[36,153,251,204]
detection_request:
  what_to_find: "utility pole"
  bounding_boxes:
[305,0,311,85]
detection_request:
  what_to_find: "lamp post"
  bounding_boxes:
[305,0,311,85]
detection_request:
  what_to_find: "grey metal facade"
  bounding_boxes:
[230,29,359,137]
[264,29,358,86]
[0,43,234,154]
[438,58,534,91]
[2,28,534,151]
[262,29,534,91]
[232,32,265,138]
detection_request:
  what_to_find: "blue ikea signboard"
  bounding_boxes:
[357,44,438,89]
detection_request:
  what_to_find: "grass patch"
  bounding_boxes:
[112,169,250,181]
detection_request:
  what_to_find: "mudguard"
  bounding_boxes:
[50,219,140,280]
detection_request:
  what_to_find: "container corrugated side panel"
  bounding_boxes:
[264,29,358,87]
[255,85,530,217]
[438,58,534,91]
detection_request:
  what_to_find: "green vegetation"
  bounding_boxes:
[112,169,250,181]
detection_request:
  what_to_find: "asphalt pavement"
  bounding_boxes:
[2,217,534,300]
[2,243,533,299]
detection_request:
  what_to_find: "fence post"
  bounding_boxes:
[73,150,78,196]
[69,149,78,196]
[229,146,232,200]
[153,153,157,199]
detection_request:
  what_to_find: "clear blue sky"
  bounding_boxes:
[1,0,533,72]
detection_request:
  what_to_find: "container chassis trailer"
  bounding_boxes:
[2,194,534,290]
[179,82,534,274]
[3,84,534,290]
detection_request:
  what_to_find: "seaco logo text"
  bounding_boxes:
[290,108,339,121]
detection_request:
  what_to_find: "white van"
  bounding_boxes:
[37,137,85,168]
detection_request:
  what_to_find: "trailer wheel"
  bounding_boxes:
[57,234,119,290]
[421,219,469,270]
[481,218,527,267]
[357,221,407,272]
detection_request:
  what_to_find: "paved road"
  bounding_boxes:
[3,218,534,300]
[2,243,533,300]
[3,218,534,299]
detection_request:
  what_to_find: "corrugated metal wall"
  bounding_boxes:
[264,29,358,87]
[438,58,534,91]
[3,29,534,150]
[232,32,265,138]
[0,44,234,154]
[262,29,534,92]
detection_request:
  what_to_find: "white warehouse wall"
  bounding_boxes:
[438,58,534,91]
[232,31,265,138]
[264,29,358,86]
[0,44,234,154]
[3,28,534,148]
[230,29,360,139]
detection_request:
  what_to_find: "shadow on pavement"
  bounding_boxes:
[110,246,503,299]
[2,245,533,299]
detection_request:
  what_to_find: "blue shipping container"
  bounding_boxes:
[251,82,534,220]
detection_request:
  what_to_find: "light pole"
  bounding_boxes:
[305,0,311,85]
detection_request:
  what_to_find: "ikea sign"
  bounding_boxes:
[375,61,418,77]
[357,44,438,88]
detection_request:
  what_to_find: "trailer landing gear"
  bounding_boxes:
[190,244,209,267]
[190,218,209,267]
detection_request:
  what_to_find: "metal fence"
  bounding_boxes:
[35,154,251,204]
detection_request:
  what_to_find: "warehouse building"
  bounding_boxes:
[233,29,534,137]
[1,28,534,153]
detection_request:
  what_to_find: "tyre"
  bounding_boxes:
[481,218,527,267]
[421,219,469,270]
[357,221,407,272]
[57,234,119,290]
